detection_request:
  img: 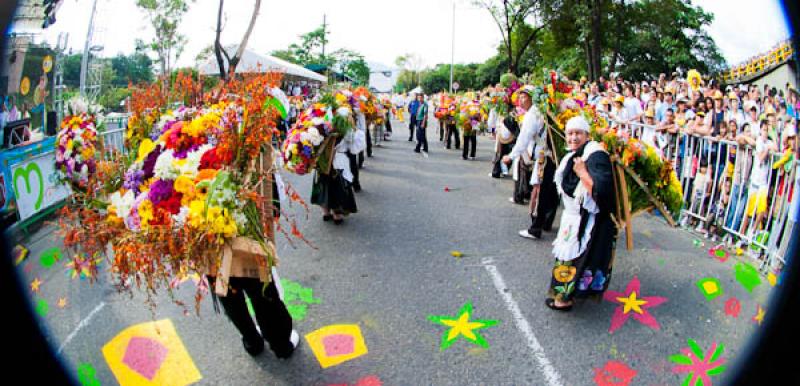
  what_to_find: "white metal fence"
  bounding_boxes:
[600,114,795,272]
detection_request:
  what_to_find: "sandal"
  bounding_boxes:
[545,298,573,312]
[323,214,333,222]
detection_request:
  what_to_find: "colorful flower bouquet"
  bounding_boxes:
[56,113,98,191]
[58,72,294,312]
[458,99,484,134]
[281,89,355,175]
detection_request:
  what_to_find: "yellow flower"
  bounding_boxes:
[138,199,154,227]
[81,147,94,159]
[188,200,207,228]
[137,139,156,163]
[553,265,577,283]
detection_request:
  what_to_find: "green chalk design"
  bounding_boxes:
[40,248,61,268]
[734,263,762,292]
[77,362,101,386]
[281,279,321,321]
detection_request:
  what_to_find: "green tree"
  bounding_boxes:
[136,0,192,76]
[475,0,553,75]
[62,53,83,88]
[110,52,154,86]
[331,49,369,86]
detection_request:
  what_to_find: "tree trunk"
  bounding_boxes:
[589,0,602,81]
[214,0,228,80]
[228,0,262,75]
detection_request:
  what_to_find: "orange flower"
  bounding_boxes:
[553,265,577,283]
[195,169,218,182]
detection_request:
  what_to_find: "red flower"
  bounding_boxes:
[199,147,222,170]
[155,192,183,215]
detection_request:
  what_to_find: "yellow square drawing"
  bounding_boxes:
[305,324,368,369]
[102,319,202,386]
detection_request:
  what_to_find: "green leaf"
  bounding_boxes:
[669,354,693,365]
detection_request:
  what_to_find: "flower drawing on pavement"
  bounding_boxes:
[428,302,499,350]
[603,276,667,333]
[669,339,726,386]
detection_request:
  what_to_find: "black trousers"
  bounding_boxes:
[365,128,372,158]
[439,120,445,141]
[492,142,514,177]
[514,161,532,203]
[408,116,417,140]
[347,152,361,190]
[385,114,392,133]
[446,124,460,149]
[462,134,476,159]
[209,276,294,358]
[414,124,428,152]
[529,158,558,233]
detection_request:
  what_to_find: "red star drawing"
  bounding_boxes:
[603,276,667,333]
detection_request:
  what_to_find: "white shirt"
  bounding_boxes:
[624,97,643,120]
[508,106,545,161]
[750,138,772,188]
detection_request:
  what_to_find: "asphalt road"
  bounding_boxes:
[16,117,775,385]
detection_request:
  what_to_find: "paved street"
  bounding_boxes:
[17,117,774,385]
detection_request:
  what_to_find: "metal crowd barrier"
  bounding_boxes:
[599,113,794,272]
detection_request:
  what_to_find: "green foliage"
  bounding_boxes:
[110,51,154,86]
[135,0,192,75]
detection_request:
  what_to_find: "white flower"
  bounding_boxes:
[110,190,135,219]
[181,144,212,177]
[172,207,190,228]
[233,210,248,230]
[154,150,179,180]
[336,107,351,117]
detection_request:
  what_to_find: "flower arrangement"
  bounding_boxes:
[281,89,355,175]
[282,103,332,175]
[58,71,296,313]
[458,99,483,134]
[55,111,98,191]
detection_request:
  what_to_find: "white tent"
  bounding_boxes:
[198,48,327,83]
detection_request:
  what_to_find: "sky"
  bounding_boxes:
[25,0,794,70]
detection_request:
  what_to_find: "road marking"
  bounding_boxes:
[57,301,106,354]
[483,261,564,386]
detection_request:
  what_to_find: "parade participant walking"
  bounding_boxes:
[413,93,430,156]
[210,177,300,358]
[445,103,460,150]
[462,118,478,160]
[491,115,518,178]
[312,128,359,224]
[408,93,421,141]
[503,86,558,239]
[546,116,617,311]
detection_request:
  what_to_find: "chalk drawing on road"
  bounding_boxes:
[603,276,667,334]
[35,298,49,317]
[40,247,61,268]
[65,254,102,280]
[696,278,724,301]
[724,297,741,318]
[328,375,382,386]
[281,278,321,320]
[593,360,637,386]
[305,324,368,369]
[734,263,762,292]
[427,302,499,351]
[669,339,726,386]
[707,247,729,262]
[102,319,201,386]
[76,362,101,386]
[752,305,765,325]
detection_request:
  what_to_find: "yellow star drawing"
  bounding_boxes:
[753,305,766,325]
[616,292,648,314]
[428,302,498,350]
[57,298,67,308]
[30,278,42,293]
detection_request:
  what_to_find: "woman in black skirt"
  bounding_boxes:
[311,132,358,224]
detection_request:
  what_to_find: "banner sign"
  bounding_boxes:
[10,151,70,221]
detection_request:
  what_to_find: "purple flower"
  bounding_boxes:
[141,144,163,180]
[123,169,145,192]
[148,179,175,205]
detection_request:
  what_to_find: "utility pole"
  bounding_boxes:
[322,14,328,83]
[449,1,455,94]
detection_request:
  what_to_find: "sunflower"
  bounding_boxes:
[553,265,577,283]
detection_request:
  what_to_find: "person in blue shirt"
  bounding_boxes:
[407,94,420,142]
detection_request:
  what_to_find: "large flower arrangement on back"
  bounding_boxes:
[58,72,288,312]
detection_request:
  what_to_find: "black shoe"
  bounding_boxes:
[530,229,542,239]
[414,149,421,153]
[333,218,344,225]
[323,214,333,222]
[353,184,362,192]
[462,157,468,160]
[243,336,265,356]
[408,138,413,141]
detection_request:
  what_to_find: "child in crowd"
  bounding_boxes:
[739,120,778,247]
[682,159,711,230]
[707,178,732,241]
